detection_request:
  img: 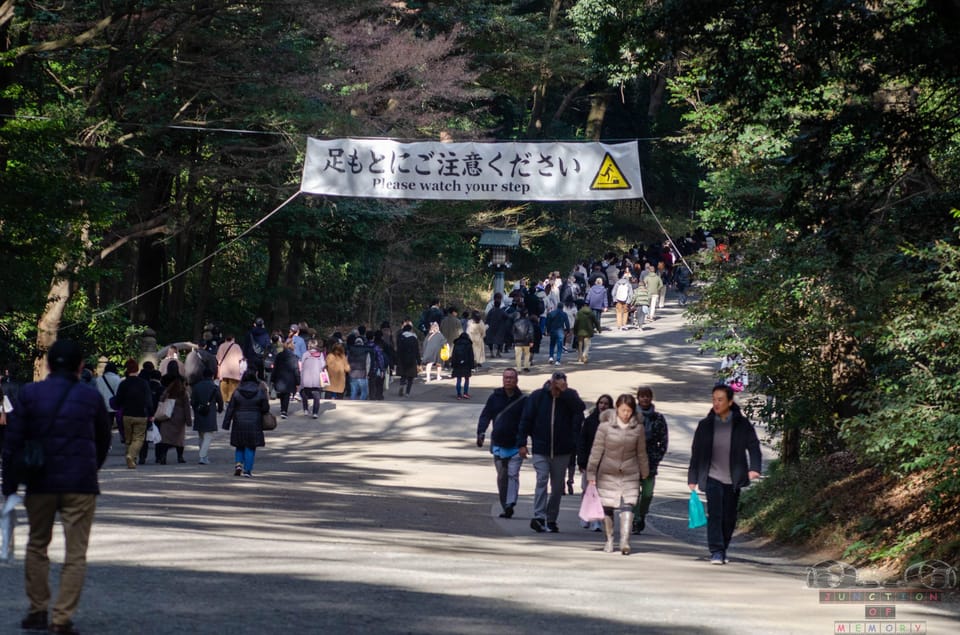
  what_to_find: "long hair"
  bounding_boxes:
[163,373,187,400]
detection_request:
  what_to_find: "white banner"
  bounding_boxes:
[300,138,643,201]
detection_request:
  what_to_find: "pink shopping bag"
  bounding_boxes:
[578,483,605,522]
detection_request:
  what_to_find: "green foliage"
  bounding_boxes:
[843,225,960,497]
[739,459,835,542]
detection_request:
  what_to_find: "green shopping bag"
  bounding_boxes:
[688,490,707,529]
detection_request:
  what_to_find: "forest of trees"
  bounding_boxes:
[2,2,960,560]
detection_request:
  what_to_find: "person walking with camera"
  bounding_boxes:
[1,340,112,634]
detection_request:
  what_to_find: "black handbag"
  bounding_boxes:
[16,384,76,486]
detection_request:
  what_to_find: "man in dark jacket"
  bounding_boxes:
[115,358,155,469]
[688,384,762,565]
[1,340,112,634]
[511,310,534,373]
[517,371,585,533]
[476,368,526,518]
[245,317,271,380]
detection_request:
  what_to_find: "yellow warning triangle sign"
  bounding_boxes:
[590,153,632,190]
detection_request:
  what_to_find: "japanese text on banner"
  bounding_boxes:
[300,138,643,201]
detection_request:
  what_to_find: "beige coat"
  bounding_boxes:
[216,340,245,381]
[586,409,650,508]
[324,353,350,395]
[466,320,487,366]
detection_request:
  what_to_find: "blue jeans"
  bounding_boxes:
[234,447,256,474]
[350,378,369,400]
[456,377,470,396]
[549,330,564,361]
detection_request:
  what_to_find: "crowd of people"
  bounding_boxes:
[0,232,758,633]
[476,368,760,563]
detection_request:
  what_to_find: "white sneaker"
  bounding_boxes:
[548,357,554,363]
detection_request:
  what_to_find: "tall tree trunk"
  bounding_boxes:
[526,0,563,137]
[275,239,305,329]
[169,160,203,328]
[585,92,610,140]
[259,226,285,326]
[192,204,220,342]
[133,169,173,325]
[33,262,72,380]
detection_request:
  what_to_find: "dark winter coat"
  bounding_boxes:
[511,314,534,346]
[115,374,155,418]
[222,380,269,448]
[477,388,526,448]
[450,333,475,379]
[545,307,570,333]
[272,349,301,394]
[687,404,762,491]
[484,305,507,347]
[517,385,585,457]
[1,372,112,496]
[190,378,223,434]
[577,408,602,470]
[245,326,271,360]
[347,340,370,380]
[396,331,422,378]
[639,406,669,475]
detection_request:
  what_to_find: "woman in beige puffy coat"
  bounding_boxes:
[587,394,649,555]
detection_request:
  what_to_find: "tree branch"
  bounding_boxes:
[93,217,170,265]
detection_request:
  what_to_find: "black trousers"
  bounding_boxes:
[705,477,740,554]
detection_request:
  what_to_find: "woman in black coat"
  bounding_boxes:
[222,370,270,477]
[450,332,475,400]
[484,296,507,358]
[271,342,300,418]
[395,324,421,398]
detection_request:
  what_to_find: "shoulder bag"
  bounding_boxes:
[261,411,278,431]
[17,383,77,486]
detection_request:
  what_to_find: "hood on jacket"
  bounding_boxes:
[236,381,262,398]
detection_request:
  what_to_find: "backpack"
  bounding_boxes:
[263,347,277,372]
[250,333,265,357]
[369,345,386,378]
[512,317,532,344]
[615,281,630,302]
